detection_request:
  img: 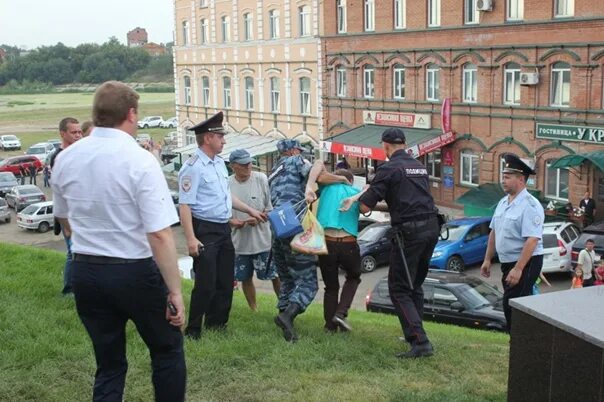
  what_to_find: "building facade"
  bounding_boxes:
[127,27,149,47]
[321,0,604,218]
[173,0,324,150]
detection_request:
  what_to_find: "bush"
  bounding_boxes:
[0,79,55,94]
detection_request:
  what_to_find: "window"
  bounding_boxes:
[426,63,440,101]
[186,128,195,145]
[462,63,477,103]
[423,150,441,178]
[222,77,231,109]
[555,0,574,17]
[363,65,375,99]
[299,6,311,37]
[182,21,190,46]
[394,0,405,29]
[200,19,209,44]
[336,67,347,97]
[551,62,570,107]
[460,150,479,186]
[545,161,569,200]
[465,0,479,24]
[244,77,254,110]
[428,0,441,27]
[200,0,208,7]
[269,10,280,39]
[201,76,210,105]
[503,62,521,105]
[364,0,375,32]
[393,65,405,99]
[337,0,347,33]
[270,77,280,112]
[221,16,230,42]
[507,0,524,20]
[299,77,311,115]
[183,76,192,105]
[243,13,253,41]
[433,287,459,308]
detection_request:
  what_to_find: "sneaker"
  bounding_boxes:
[332,314,352,331]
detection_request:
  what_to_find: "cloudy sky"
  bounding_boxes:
[0,0,174,49]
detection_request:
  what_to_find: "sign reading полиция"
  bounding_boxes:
[536,123,604,144]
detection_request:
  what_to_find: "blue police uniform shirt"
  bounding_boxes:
[490,188,544,263]
[268,154,312,208]
[178,148,232,223]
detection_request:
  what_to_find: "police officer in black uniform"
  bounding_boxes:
[342,127,440,358]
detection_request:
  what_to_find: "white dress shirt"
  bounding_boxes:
[52,127,178,259]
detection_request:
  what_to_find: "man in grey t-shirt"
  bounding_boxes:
[577,238,597,287]
[229,149,280,310]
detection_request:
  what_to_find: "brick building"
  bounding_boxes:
[142,42,167,57]
[321,0,604,218]
[127,27,148,47]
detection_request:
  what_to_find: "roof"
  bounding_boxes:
[455,183,505,209]
[172,133,283,161]
[550,151,604,172]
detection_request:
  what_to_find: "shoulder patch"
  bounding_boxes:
[181,176,192,192]
[186,155,199,166]
[533,215,542,226]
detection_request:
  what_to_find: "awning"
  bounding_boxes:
[550,151,604,172]
[456,183,505,210]
[319,125,455,161]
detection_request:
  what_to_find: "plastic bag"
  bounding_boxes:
[290,208,328,255]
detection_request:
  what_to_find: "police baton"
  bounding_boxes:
[394,230,414,291]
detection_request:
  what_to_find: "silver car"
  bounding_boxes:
[17,201,54,232]
[0,198,10,223]
[4,185,46,212]
[0,172,18,197]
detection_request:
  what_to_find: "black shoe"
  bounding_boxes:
[184,329,201,340]
[395,342,434,359]
[274,304,301,342]
[332,314,352,331]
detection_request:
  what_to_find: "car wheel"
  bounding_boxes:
[143,124,149,129]
[446,255,465,272]
[5,217,10,223]
[38,221,50,233]
[361,255,377,273]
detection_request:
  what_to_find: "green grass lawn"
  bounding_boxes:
[0,243,509,401]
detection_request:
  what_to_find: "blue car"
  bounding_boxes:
[430,217,492,272]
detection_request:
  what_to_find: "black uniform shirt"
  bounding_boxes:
[359,149,436,225]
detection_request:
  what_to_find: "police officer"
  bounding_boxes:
[179,111,265,340]
[341,128,440,358]
[481,153,544,332]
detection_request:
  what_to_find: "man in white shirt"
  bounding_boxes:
[577,238,597,287]
[51,81,186,402]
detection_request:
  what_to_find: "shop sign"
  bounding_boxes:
[443,176,454,189]
[442,148,454,166]
[406,132,456,158]
[536,123,604,144]
[363,111,431,129]
[441,98,451,134]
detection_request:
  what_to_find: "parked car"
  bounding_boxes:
[0,155,44,177]
[0,198,10,223]
[136,133,152,146]
[47,139,62,150]
[25,142,55,162]
[16,201,54,233]
[0,134,22,150]
[170,190,180,222]
[571,220,604,268]
[4,185,46,211]
[137,116,163,129]
[358,222,392,273]
[163,131,179,144]
[160,117,178,128]
[366,270,506,332]
[541,221,581,274]
[430,217,493,272]
[0,172,19,196]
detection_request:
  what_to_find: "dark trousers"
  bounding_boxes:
[318,239,361,330]
[72,258,186,402]
[389,217,440,346]
[29,173,36,185]
[501,254,543,332]
[186,219,234,335]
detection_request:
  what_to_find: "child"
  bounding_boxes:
[571,268,584,289]
[594,263,604,286]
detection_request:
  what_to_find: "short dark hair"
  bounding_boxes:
[92,81,139,128]
[59,117,79,133]
[335,169,354,184]
[586,238,595,244]
[81,120,94,133]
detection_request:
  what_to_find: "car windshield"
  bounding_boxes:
[442,223,470,241]
[27,147,45,154]
[3,135,17,141]
[19,188,40,195]
[457,279,503,309]
[0,174,15,182]
[21,204,38,214]
[0,159,9,166]
[0,199,6,207]
[358,225,388,242]
[542,234,558,249]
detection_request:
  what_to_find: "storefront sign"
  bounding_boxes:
[443,166,454,176]
[536,123,604,144]
[363,111,431,129]
[442,148,454,166]
[443,176,454,189]
[441,98,451,134]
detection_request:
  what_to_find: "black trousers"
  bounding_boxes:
[501,254,543,332]
[318,239,362,330]
[72,258,186,402]
[389,216,440,346]
[186,218,235,335]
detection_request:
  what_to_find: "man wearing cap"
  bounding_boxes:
[341,127,440,358]
[481,153,544,332]
[228,149,280,311]
[179,112,266,340]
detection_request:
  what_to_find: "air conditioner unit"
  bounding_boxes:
[520,72,539,85]
[477,0,493,11]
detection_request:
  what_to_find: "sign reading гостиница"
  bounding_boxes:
[536,123,604,144]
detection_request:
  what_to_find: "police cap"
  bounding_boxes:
[277,139,305,153]
[381,127,406,144]
[190,111,226,135]
[502,153,536,176]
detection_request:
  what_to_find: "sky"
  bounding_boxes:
[0,0,174,49]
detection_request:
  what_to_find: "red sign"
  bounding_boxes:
[363,111,431,129]
[442,148,454,166]
[441,98,451,134]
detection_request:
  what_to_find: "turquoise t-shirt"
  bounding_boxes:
[316,183,361,236]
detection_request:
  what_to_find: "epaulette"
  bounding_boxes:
[186,155,199,166]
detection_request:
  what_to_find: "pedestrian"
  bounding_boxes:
[178,111,266,340]
[575,238,597,287]
[269,139,346,342]
[42,165,51,187]
[28,162,37,185]
[532,272,551,295]
[340,128,441,359]
[50,117,82,296]
[305,168,362,333]
[336,157,350,170]
[571,268,584,289]
[579,191,596,228]
[51,81,186,401]
[18,164,26,185]
[80,120,94,137]
[481,153,544,332]
[228,149,280,311]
